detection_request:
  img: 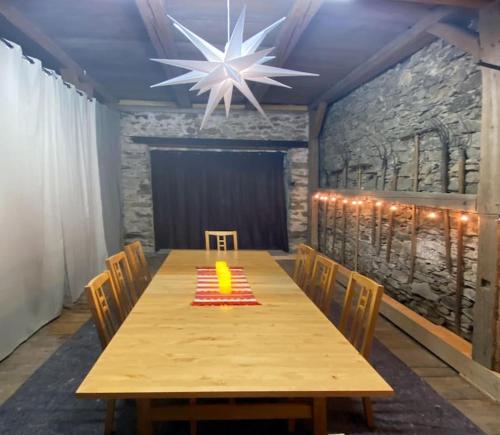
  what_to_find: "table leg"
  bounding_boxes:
[190,398,197,435]
[288,398,297,432]
[137,399,153,435]
[313,397,327,435]
[104,399,115,435]
[362,397,375,429]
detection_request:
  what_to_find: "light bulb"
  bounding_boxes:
[390,205,397,211]
[375,201,382,207]
[428,212,437,219]
[460,215,469,222]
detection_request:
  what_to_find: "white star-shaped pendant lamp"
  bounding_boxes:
[150,2,318,129]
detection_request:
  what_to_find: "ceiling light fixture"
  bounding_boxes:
[150,0,318,128]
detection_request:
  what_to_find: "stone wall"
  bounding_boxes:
[321,40,481,193]
[285,148,309,248]
[319,40,482,340]
[121,107,309,253]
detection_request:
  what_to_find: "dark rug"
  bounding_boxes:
[0,314,484,434]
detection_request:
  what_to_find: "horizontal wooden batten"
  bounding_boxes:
[391,0,492,8]
[149,402,313,421]
[314,189,477,211]
[118,101,308,112]
[131,136,308,150]
[380,295,500,402]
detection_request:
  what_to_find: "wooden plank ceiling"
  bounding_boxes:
[0,0,477,106]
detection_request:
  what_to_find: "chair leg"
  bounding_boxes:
[190,398,197,435]
[362,397,375,429]
[104,399,115,435]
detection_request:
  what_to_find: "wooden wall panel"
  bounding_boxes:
[472,2,500,371]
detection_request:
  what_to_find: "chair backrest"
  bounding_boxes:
[306,254,338,314]
[124,241,152,297]
[85,272,120,349]
[106,251,138,319]
[204,230,239,251]
[292,244,316,290]
[339,272,384,358]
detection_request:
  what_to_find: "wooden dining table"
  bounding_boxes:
[77,250,393,434]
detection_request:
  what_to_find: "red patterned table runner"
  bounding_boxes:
[192,267,260,306]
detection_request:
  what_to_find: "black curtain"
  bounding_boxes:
[151,150,289,251]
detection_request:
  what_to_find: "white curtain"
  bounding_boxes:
[0,40,108,360]
[96,104,122,256]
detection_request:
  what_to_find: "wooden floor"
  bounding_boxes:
[1,254,499,434]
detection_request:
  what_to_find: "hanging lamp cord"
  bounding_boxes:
[227,0,230,41]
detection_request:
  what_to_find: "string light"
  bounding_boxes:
[312,192,477,233]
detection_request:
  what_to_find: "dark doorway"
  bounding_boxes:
[151,150,289,251]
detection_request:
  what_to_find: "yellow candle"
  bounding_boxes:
[215,261,228,276]
[218,270,232,294]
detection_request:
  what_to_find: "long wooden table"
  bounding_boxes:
[77,250,393,434]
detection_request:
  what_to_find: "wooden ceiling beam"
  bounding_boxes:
[427,22,480,58]
[251,0,324,103]
[0,1,115,103]
[310,102,328,139]
[132,136,307,150]
[389,0,492,8]
[310,7,452,108]
[135,0,191,108]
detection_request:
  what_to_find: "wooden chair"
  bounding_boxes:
[306,254,338,314]
[292,243,316,290]
[339,272,384,428]
[106,251,138,320]
[204,230,238,251]
[125,241,152,297]
[85,272,121,435]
